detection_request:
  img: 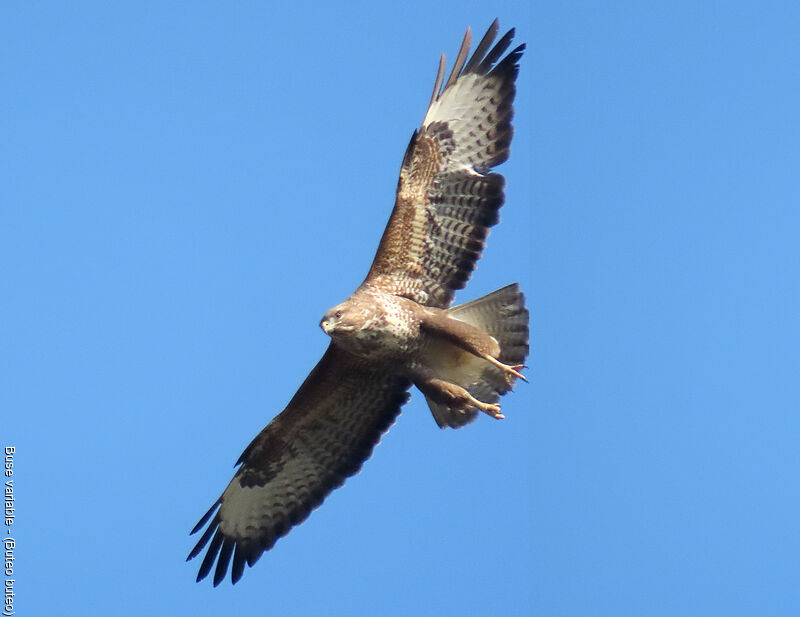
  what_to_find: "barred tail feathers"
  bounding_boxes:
[426,284,530,428]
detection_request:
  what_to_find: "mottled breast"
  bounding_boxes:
[336,288,422,362]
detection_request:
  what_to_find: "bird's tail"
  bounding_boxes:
[426,283,530,428]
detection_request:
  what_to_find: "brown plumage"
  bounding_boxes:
[188,346,410,586]
[188,20,528,586]
[367,20,524,307]
[423,284,529,428]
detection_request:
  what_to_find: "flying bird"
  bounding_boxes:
[188,19,528,586]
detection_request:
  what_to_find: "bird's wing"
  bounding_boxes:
[364,20,525,308]
[187,344,411,586]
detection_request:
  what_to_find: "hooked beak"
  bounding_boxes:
[320,319,355,336]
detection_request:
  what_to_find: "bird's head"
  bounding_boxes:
[320,302,358,337]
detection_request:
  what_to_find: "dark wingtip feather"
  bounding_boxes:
[196,529,224,583]
[443,26,472,90]
[247,549,263,568]
[231,543,248,585]
[431,20,520,105]
[489,42,526,83]
[213,537,235,587]
[463,19,500,74]
[190,498,222,535]
[478,28,515,74]
[187,514,219,561]
[427,54,446,110]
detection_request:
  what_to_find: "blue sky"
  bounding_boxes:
[3,2,799,616]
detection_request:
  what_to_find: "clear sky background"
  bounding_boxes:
[3,2,799,616]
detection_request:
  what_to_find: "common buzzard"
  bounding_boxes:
[188,19,528,586]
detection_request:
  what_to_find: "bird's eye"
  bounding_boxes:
[335,310,343,319]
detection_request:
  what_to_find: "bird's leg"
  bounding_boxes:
[413,374,504,420]
[482,354,527,384]
[417,311,527,386]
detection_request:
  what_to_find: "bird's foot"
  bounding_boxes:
[484,355,527,384]
[447,386,504,420]
[472,397,504,420]
[414,375,505,420]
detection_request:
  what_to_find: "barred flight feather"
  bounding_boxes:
[365,19,525,308]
